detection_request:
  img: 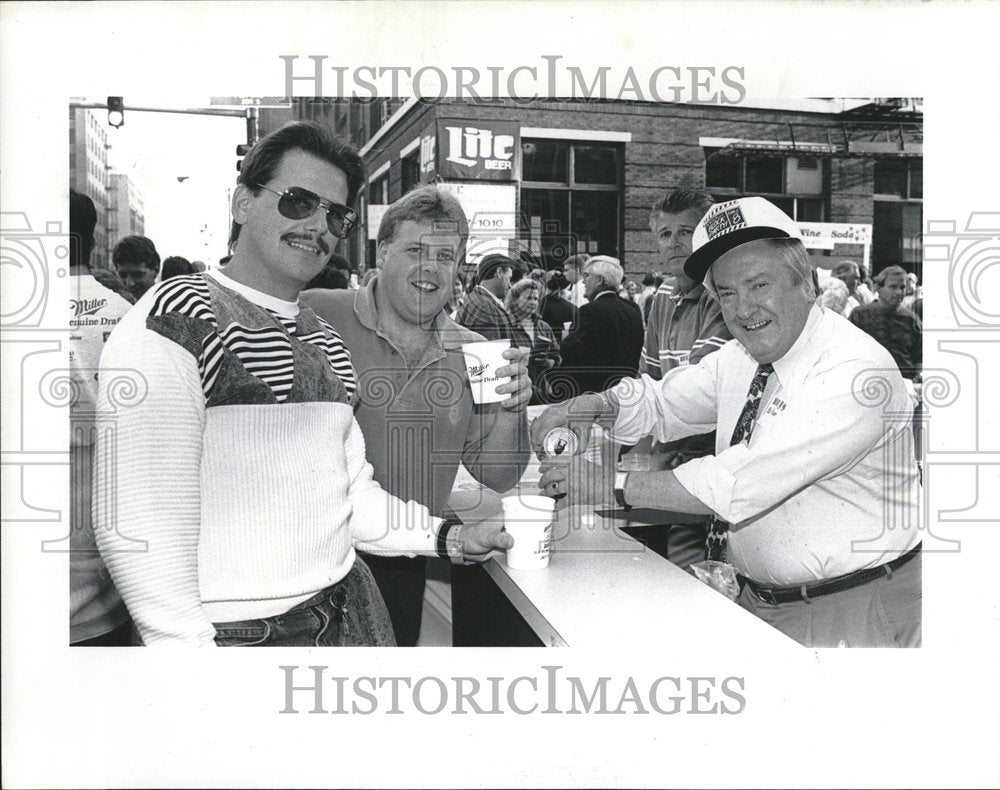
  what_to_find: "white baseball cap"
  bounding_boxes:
[684,197,803,283]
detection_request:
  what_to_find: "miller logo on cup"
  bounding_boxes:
[461,340,511,404]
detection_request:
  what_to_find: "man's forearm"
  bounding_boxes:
[472,409,531,491]
[624,469,714,516]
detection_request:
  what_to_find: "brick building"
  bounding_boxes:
[258,98,922,282]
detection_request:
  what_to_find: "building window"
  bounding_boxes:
[872,158,922,272]
[874,159,922,200]
[368,174,388,205]
[401,151,420,194]
[518,139,623,269]
[705,148,827,221]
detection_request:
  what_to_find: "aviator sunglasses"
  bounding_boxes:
[256,184,358,239]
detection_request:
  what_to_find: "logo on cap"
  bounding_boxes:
[704,205,748,241]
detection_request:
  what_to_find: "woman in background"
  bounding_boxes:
[505,278,559,404]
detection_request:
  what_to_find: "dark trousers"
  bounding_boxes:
[71,619,133,647]
[361,553,428,647]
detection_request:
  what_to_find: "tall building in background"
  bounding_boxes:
[108,172,145,243]
[69,107,112,267]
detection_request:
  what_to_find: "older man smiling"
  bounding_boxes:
[533,198,922,648]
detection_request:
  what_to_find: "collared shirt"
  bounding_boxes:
[454,285,520,342]
[564,279,588,308]
[849,304,922,380]
[640,281,731,379]
[611,305,921,586]
[304,278,519,516]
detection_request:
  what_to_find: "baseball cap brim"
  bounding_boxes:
[683,226,794,283]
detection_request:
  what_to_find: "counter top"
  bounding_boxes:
[448,411,797,649]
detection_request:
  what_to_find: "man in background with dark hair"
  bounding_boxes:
[68,189,133,646]
[160,255,195,281]
[454,253,520,341]
[540,270,576,343]
[94,122,511,647]
[112,234,160,302]
[638,188,733,569]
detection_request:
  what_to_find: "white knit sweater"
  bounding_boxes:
[94,271,442,645]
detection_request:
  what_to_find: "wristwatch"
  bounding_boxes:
[613,471,631,511]
[436,519,468,564]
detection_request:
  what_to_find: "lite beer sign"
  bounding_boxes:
[436,119,519,181]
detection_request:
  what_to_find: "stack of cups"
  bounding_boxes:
[501,494,557,570]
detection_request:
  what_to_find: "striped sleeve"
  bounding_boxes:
[689,295,732,366]
[639,283,675,380]
[312,317,358,399]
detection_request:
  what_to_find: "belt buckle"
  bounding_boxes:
[755,587,779,605]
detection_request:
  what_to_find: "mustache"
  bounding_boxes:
[282,232,330,256]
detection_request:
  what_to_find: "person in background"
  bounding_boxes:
[448,276,466,319]
[817,277,851,317]
[161,256,195,281]
[94,121,512,647]
[454,253,519,341]
[191,260,207,273]
[856,259,876,304]
[112,235,160,302]
[91,267,135,304]
[849,265,922,381]
[635,272,657,319]
[637,188,732,568]
[505,278,560,405]
[539,270,577,344]
[551,255,643,399]
[562,253,591,308]
[534,197,921,648]
[303,185,531,646]
[831,260,865,316]
[68,189,134,646]
[901,271,922,313]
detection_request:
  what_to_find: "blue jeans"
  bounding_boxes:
[212,557,397,647]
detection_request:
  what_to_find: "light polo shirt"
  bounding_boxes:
[611,305,921,587]
[303,278,502,516]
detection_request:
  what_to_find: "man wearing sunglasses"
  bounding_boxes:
[93,121,513,647]
[304,186,533,646]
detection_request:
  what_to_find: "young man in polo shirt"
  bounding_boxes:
[304,186,532,645]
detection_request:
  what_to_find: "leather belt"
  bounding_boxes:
[739,543,921,605]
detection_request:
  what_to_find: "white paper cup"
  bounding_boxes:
[501,494,557,570]
[461,340,511,404]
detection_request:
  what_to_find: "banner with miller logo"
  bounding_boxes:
[436,119,519,181]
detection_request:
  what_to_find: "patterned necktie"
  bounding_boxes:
[705,363,775,562]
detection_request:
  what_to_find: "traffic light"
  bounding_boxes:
[236,143,253,172]
[107,96,125,128]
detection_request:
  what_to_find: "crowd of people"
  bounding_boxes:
[69,120,923,650]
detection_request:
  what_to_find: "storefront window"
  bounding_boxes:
[705,149,741,189]
[574,145,619,185]
[522,140,568,183]
[519,139,623,269]
[745,156,784,194]
[874,160,908,197]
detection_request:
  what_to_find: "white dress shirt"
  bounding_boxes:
[610,305,921,586]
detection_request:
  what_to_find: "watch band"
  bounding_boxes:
[613,471,631,511]
[436,518,467,564]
